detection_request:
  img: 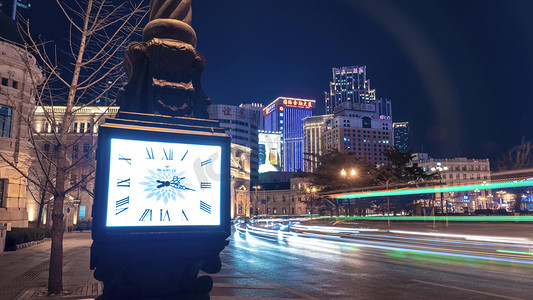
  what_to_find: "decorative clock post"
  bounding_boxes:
[91,2,231,299]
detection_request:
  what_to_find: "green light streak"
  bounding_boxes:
[325,215,533,222]
[333,178,533,200]
[497,250,533,256]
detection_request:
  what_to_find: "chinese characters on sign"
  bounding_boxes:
[281,98,314,109]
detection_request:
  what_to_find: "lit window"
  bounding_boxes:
[0,106,12,137]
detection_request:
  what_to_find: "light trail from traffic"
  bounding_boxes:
[234,220,533,266]
[329,177,533,200]
[324,215,533,222]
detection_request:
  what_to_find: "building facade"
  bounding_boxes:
[319,66,394,165]
[393,122,409,152]
[31,106,119,228]
[239,103,264,130]
[302,114,332,172]
[325,66,376,114]
[230,143,251,218]
[251,177,310,216]
[321,101,393,165]
[414,157,492,213]
[0,33,41,227]
[207,104,260,184]
[263,97,315,172]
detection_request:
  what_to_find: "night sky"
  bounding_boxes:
[30,0,533,164]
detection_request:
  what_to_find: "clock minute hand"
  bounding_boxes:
[169,177,195,191]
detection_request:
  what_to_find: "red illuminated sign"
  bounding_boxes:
[281,98,314,109]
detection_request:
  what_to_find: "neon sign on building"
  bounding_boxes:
[281,98,314,109]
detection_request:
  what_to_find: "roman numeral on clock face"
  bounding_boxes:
[140,209,152,221]
[201,159,212,166]
[115,196,129,215]
[200,182,211,189]
[160,209,171,221]
[181,150,188,161]
[117,178,130,187]
[146,147,154,159]
[200,201,211,214]
[118,154,131,165]
[162,149,173,160]
[181,209,188,221]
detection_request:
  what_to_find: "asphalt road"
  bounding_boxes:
[222,219,533,299]
[2,220,533,299]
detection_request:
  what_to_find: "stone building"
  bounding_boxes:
[30,106,119,228]
[414,157,492,213]
[0,20,42,227]
[250,177,309,216]
[230,143,251,218]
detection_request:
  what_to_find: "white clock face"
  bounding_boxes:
[105,138,222,227]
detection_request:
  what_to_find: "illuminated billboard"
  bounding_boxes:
[280,98,315,109]
[258,131,282,173]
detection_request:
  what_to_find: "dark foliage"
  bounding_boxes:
[5,228,51,251]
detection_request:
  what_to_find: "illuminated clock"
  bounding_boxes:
[92,117,230,240]
[106,139,222,227]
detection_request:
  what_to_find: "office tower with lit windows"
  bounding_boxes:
[208,104,260,183]
[393,122,409,152]
[239,103,265,130]
[303,114,332,172]
[320,65,394,165]
[263,97,315,172]
[325,66,376,114]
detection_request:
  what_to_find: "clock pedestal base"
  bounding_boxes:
[91,239,228,300]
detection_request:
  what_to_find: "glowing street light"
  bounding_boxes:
[340,168,357,179]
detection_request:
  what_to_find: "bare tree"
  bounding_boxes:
[497,138,532,171]
[0,0,148,294]
[497,138,533,213]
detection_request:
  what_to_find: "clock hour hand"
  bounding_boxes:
[156,180,170,188]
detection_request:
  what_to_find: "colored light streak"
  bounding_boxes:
[236,220,533,265]
[497,250,533,256]
[330,178,533,200]
[325,215,533,222]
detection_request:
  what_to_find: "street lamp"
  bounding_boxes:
[253,185,263,216]
[340,168,357,179]
[431,164,448,227]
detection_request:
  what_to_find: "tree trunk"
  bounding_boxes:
[48,193,65,293]
[36,192,45,228]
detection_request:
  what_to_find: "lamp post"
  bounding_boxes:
[253,185,261,216]
[431,164,448,228]
[339,168,357,216]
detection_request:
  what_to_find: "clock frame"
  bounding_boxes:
[92,115,231,242]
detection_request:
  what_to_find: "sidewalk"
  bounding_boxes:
[0,232,309,300]
[0,231,98,300]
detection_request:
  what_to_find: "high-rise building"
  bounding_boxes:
[302,114,332,172]
[239,103,264,130]
[321,103,393,165]
[325,66,376,114]
[207,104,260,183]
[263,97,315,172]
[320,66,393,165]
[393,122,409,152]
